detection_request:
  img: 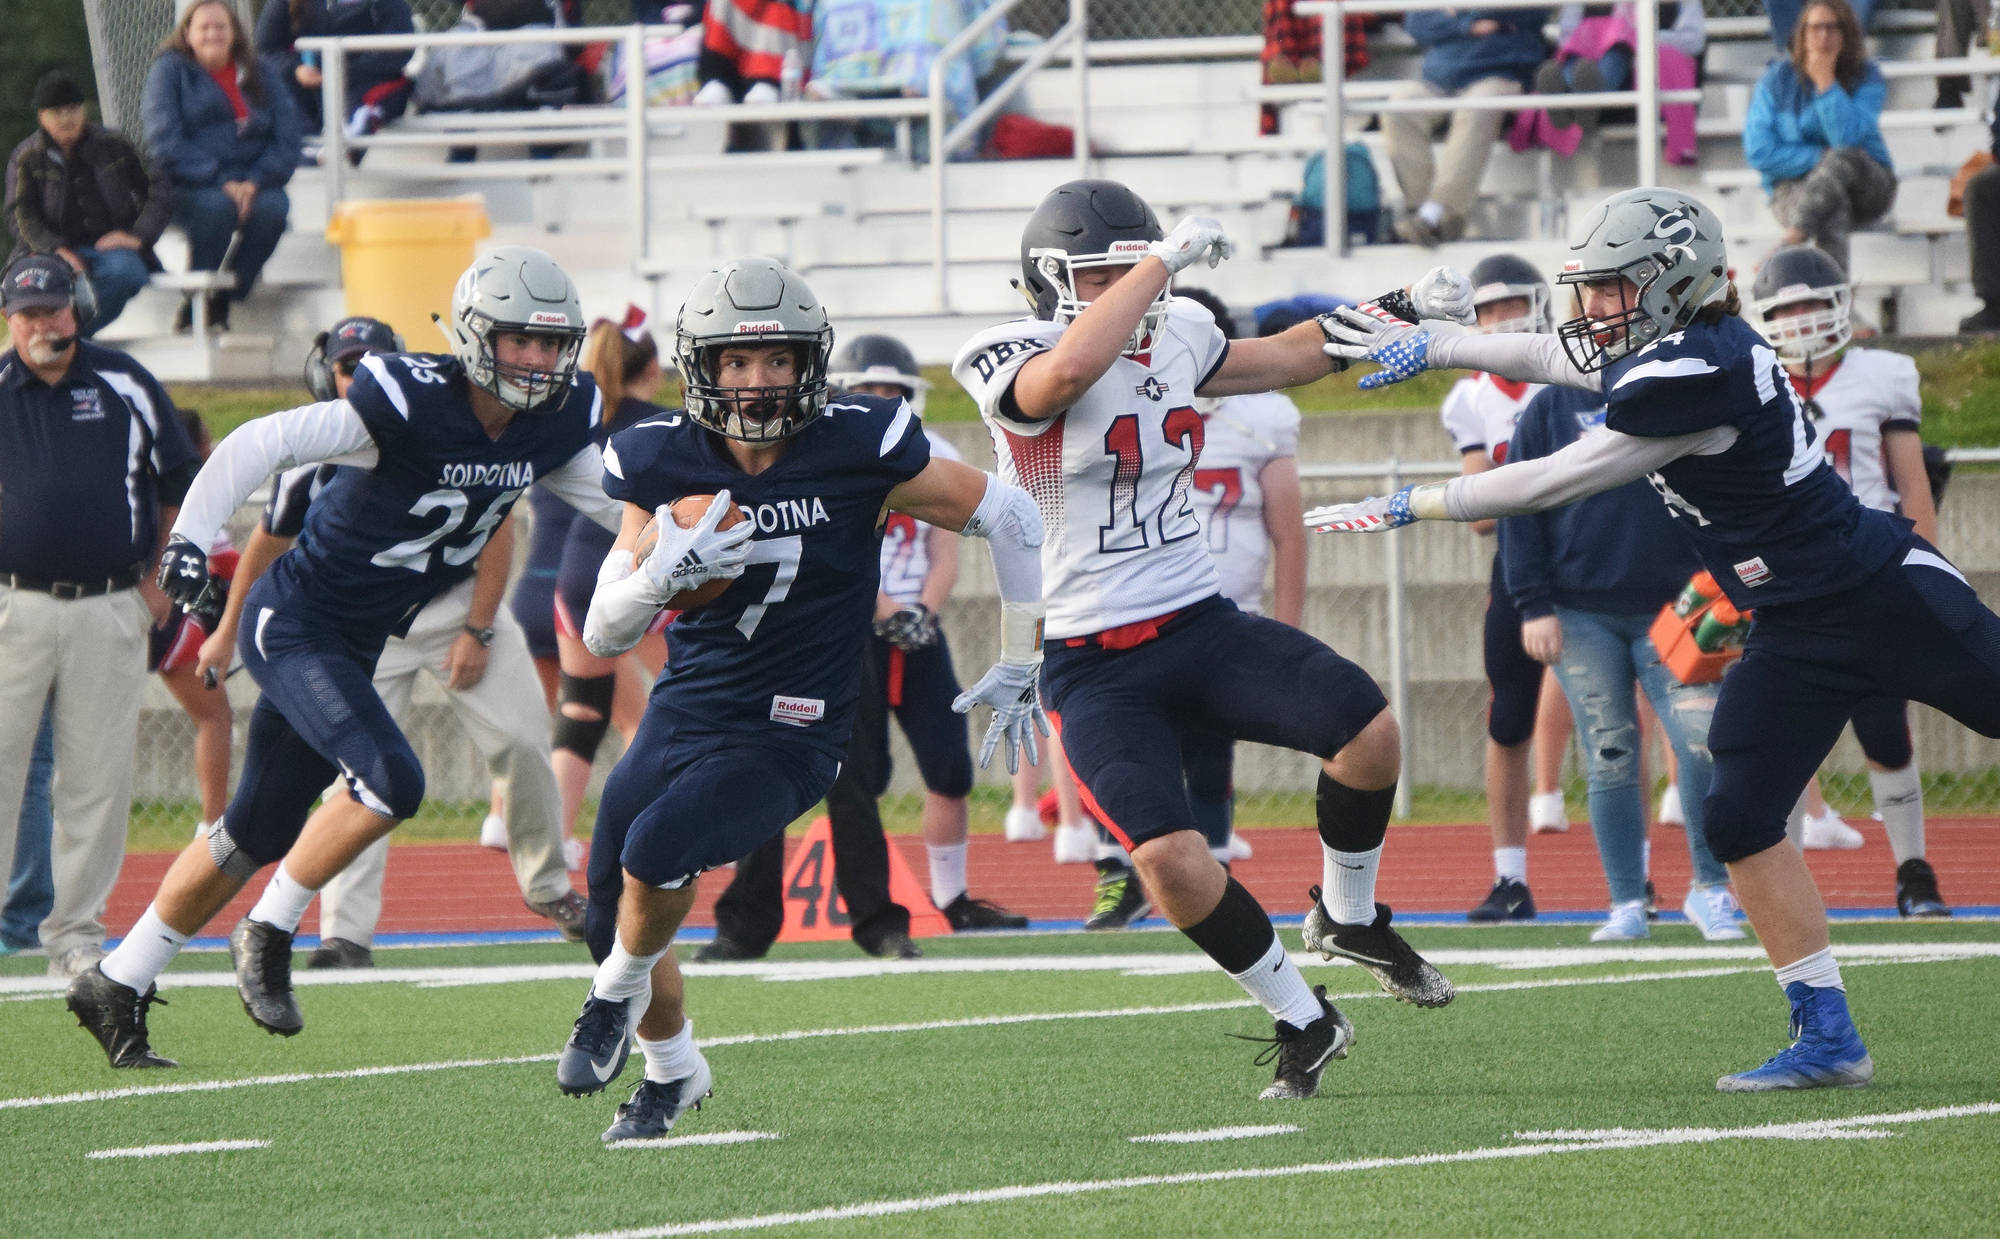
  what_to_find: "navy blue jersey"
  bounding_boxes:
[1602,315,1909,609]
[265,352,603,638]
[601,395,932,754]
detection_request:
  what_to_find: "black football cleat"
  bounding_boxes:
[1084,863,1150,931]
[67,965,177,1069]
[1302,890,1453,1008]
[307,937,374,970]
[942,894,1028,931]
[691,935,768,963]
[229,918,303,1036]
[601,1056,715,1142]
[858,931,922,960]
[557,992,637,1096]
[1246,985,1354,1100]
[1895,859,1951,918]
[1466,877,1536,923]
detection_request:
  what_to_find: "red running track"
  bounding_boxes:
[101,817,2000,940]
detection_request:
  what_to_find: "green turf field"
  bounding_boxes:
[6,922,1998,1238]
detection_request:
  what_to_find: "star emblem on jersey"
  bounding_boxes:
[1134,376,1170,402]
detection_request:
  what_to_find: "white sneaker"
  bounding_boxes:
[1052,822,1097,864]
[1801,808,1864,851]
[1681,884,1747,941]
[1657,784,1685,828]
[1003,805,1046,843]
[1528,791,1569,834]
[1226,830,1254,861]
[480,813,508,851]
[1589,899,1651,942]
[563,836,586,871]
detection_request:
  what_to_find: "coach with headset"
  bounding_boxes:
[0,253,197,978]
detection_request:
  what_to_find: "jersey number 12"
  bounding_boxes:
[1100,406,1203,553]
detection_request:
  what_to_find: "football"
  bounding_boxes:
[633,494,750,611]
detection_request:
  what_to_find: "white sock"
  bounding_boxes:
[637,1018,704,1084]
[1322,843,1381,925]
[1642,837,1653,879]
[1229,935,1323,1029]
[101,905,189,993]
[592,936,668,1003]
[1493,846,1527,883]
[1868,764,1925,865]
[247,862,317,934]
[1773,947,1843,993]
[1417,200,1445,228]
[927,843,967,909]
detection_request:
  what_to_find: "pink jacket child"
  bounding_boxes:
[1509,12,1698,165]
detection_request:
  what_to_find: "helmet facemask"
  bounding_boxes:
[1030,240,1170,358]
[1474,285,1552,335]
[1757,287,1852,366]
[681,330,833,445]
[1556,256,1685,373]
[463,308,585,412]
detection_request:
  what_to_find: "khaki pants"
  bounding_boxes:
[0,585,147,959]
[1382,76,1522,219]
[316,576,567,946]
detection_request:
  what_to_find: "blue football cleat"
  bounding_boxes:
[601,1055,714,1142]
[1716,983,1874,1092]
[557,992,639,1096]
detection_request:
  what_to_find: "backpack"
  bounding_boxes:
[1286,143,1381,247]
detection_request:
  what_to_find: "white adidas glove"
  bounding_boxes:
[1149,216,1234,274]
[639,489,753,598]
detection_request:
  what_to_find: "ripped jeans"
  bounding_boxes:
[1550,606,1729,905]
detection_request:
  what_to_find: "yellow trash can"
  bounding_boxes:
[325,198,490,349]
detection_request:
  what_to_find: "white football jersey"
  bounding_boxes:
[878,429,961,605]
[1791,347,1921,513]
[1439,371,1543,465]
[1190,390,1301,614]
[953,298,1229,639]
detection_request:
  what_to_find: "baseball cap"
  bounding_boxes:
[1,254,76,314]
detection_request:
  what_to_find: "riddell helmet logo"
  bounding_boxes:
[529,311,574,327]
[1562,260,1583,272]
[733,320,786,334]
[1107,240,1150,255]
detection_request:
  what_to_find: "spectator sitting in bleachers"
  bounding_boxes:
[807,0,1007,152]
[5,71,168,337]
[1931,0,1987,110]
[692,0,811,108]
[141,0,299,333]
[1742,0,1893,277]
[1258,3,1375,137]
[1383,8,1550,247]
[1515,3,1704,161]
[1767,0,1875,48]
[254,0,417,167]
[1960,104,2000,333]
[411,0,592,162]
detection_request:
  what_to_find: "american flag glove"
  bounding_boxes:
[1304,484,1417,534]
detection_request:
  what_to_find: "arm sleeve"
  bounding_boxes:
[959,473,1044,606]
[582,544,663,658]
[1441,425,1736,521]
[539,443,623,531]
[1427,331,1602,392]
[171,401,380,550]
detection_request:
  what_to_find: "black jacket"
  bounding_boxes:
[4,124,172,268]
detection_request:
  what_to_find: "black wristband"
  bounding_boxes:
[463,624,496,647]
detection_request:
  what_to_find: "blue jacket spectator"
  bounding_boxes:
[141,0,298,332]
[1741,0,1893,275]
[254,0,416,149]
[1407,8,1550,91]
[1385,10,1549,246]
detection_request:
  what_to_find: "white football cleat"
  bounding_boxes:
[1801,808,1864,850]
[479,813,507,851]
[1003,805,1046,843]
[1528,791,1568,834]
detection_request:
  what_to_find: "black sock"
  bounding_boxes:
[1317,772,1396,853]
[1181,876,1276,975]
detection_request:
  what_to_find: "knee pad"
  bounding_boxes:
[206,823,264,881]
[554,672,616,761]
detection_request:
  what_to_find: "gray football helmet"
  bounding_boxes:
[445,245,585,412]
[828,333,929,416]
[676,256,833,444]
[1554,187,1729,372]
[1018,179,1168,355]
[1469,253,1552,334]
[1750,244,1851,366]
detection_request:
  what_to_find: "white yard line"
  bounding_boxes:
[7,940,1995,998]
[85,1139,269,1159]
[605,1131,781,1151]
[548,1104,2000,1239]
[1129,1125,1300,1144]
